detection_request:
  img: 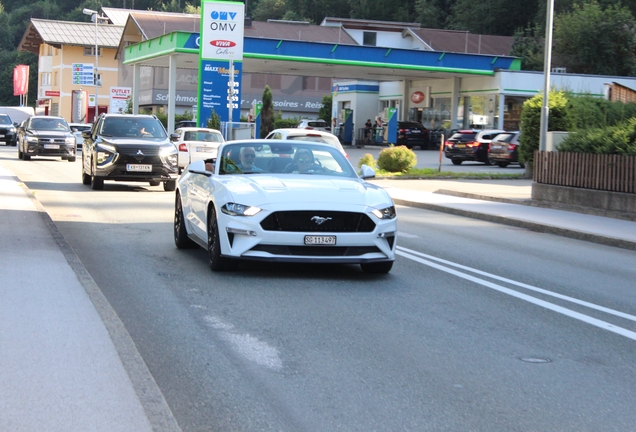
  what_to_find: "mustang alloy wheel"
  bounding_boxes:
[174,193,197,249]
[207,207,235,271]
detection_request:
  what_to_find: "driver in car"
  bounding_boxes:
[237,146,264,172]
[284,148,324,173]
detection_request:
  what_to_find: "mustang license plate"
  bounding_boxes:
[126,164,152,172]
[304,235,336,245]
[44,144,59,149]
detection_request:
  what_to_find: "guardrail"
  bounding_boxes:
[534,151,636,193]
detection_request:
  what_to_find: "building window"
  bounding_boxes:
[251,74,281,90]
[363,32,377,46]
[302,77,316,90]
[318,77,332,91]
[84,46,102,56]
[53,71,58,86]
[41,73,51,86]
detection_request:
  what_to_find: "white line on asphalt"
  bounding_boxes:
[396,248,636,342]
[397,246,636,323]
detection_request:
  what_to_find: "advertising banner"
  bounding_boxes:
[198,0,244,125]
[13,65,29,96]
[110,86,132,114]
[71,90,89,123]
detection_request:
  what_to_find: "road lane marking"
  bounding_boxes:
[397,246,636,323]
[396,248,636,342]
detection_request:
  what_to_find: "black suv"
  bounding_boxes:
[81,114,178,191]
[397,121,430,149]
[18,115,76,161]
[0,113,17,146]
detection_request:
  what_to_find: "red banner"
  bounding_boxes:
[13,65,29,96]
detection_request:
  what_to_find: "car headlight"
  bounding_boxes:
[96,143,117,164]
[160,144,178,169]
[26,136,38,143]
[221,203,262,216]
[65,137,76,144]
[371,206,396,220]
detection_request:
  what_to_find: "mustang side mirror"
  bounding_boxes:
[359,164,376,180]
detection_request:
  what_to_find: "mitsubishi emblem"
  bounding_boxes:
[311,216,332,225]
[136,149,144,156]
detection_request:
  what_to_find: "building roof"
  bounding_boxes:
[19,19,124,54]
[409,28,514,56]
[101,7,133,26]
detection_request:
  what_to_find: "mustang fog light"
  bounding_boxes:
[222,203,262,216]
[226,227,257,236]
[371,206,396,220]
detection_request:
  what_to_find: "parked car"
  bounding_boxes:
[295,119,331,132]
[443,129,505,165]
[81,114,178,191]
[171,127,224,173]
[174,140,397,273]
[488,131,524,168]
[264,128,347,156]
[397,121,430,149]
[0,113,17,146]
[69,122,92,150]
[17,115,76,161]
[174,120,197,129]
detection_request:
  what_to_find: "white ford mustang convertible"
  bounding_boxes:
[174,140,397,273]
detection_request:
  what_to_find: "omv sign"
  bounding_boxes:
[211,11,237,20]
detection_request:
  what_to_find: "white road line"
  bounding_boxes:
[396,249,636,342]
[397,245,636,323]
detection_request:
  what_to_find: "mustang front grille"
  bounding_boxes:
[250,245,381,256]
[260,211,376,232]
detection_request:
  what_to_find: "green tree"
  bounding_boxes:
[207,109,221,130]
[414,0,453,29]
[510,25,544,71]
[251,0,288,21]
[260,85,274,138]
[518,90,572,166]
[449,0,539,35]
[554,1,636,76]
[318,94,331,123]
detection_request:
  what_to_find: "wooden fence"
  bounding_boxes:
[533,151,636,194]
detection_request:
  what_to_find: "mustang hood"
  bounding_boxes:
[217,175,392,209]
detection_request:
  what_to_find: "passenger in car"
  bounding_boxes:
[237,146,264,172]
[283,148,318,173]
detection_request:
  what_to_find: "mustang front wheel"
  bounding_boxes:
[207,207,236,271]
[174,193,197,249]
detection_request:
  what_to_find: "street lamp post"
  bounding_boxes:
[82,8,105,123]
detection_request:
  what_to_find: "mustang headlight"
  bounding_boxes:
[371,206,396,220]
[160,144,178,169]
[222,202,262,216]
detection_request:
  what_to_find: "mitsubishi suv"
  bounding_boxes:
[81,114,178,191]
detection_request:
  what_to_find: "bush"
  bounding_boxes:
[519,90,573,165]
[558,117,636,155]
[377,146,417,173]
[357,153,377,169]
[567,95,636,131]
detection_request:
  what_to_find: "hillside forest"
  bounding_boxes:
[1,0,636,106]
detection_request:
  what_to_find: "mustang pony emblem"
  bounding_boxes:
[311,216,332,225]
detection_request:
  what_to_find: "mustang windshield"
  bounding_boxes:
[219,142,357,178]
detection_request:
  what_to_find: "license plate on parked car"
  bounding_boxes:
[304,235,336,245]
[44,144,59,149]
[490,144,502,150]
[454,143,465,148]
[196,147,215,152]
[126,164,152,172]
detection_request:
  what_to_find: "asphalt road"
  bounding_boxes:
[3,146,636,431]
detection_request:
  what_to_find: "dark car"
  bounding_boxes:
[18,115,76,161]
[443,129,505,165]
[0,113,17,146]
[81,114,179,191]
[488,131,524,168]
[397,121,430,149]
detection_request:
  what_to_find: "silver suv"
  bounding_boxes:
[81,114,178,191]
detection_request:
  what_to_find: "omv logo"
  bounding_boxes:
[211,11,237,21]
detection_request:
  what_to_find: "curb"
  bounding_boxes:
[391,197,636,252]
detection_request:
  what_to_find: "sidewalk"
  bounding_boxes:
[371,178,636,251]
[0,165,180,432]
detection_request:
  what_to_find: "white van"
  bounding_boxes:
[0,106,35,125]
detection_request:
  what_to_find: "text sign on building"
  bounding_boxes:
[110,87,132,114]
[198,0,244,125]
[72,63,95,85]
